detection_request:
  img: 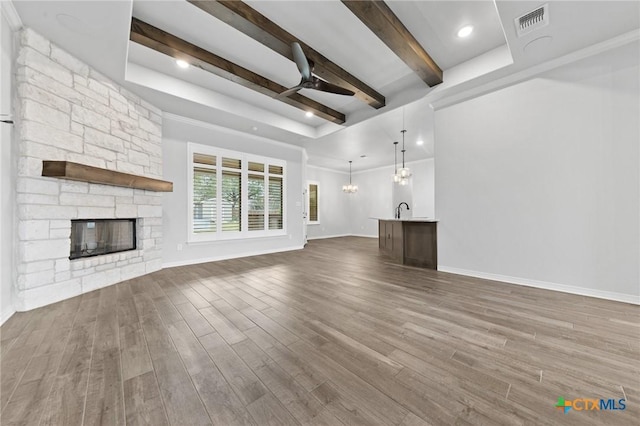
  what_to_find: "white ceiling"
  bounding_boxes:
[10,1,640,172]
[386,0,507,70]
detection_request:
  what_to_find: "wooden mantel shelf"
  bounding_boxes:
[42,161,173,192]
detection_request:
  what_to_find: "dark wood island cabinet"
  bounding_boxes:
[377,219,437,269]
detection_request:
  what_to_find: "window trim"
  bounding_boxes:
[307,181,320,225]
[187,142,287,242]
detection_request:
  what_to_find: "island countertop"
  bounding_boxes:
[371,217,438,222]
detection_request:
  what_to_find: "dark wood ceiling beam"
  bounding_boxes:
[130,18,346,124]
[187,0,386,109]
[341,0,443,87]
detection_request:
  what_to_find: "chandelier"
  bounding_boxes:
[342,160,358,193]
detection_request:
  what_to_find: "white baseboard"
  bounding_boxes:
[307,233,351,240]
[14,284,80,312]
[308,233,377,240]
[438,265,640,305]
[162,245,305,268]
[0,308,15,326]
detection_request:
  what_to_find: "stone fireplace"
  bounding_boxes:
[14,28,164,310]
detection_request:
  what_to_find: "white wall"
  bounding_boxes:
[349,165,393,237]
[162,117,305,267]
[435,42,639,303]
[0,10,15,323]
[349,159,436,237]
[392,179,413,219]
[306,166,352,239]
[411,159,435,218]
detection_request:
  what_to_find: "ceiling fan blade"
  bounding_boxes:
[291,42,311,81]
[278,85,303,98]
[314,79,355,96]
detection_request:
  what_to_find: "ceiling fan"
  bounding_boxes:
[279,42,355,98]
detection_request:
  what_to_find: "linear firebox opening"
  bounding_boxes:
[70,219,137,260]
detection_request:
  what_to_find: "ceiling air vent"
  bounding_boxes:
[515,4,549,37]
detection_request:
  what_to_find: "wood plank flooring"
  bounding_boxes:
[1,237,638,425]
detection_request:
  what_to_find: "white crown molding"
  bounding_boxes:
[306,164,349,175]
[431,29,640,110]
[438,265,640,306]
[351,157,433,175]
[163,112,306,153]
[1,0,22,31]
[308,157,433,175]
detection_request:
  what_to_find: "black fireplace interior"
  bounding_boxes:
[70,219,137,260]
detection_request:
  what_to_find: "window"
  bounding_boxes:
[269,166,283,230]
[221,157,241,232]
[188,143,286,241]
[193,154,216,233]
[308,182,319,224]
[248,162,265,231]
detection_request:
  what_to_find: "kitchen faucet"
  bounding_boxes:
[395,202,410,219]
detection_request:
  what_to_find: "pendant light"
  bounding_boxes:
[392,108,411,185]
[399,109,412,183]
[392,141,401,183]
[398,129,412,186]
[342,160,358,193]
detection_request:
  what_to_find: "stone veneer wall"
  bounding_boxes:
[14,28,163,310]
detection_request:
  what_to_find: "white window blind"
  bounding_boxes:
[248,171,265,231]
[269,176,283,230]
[188,144,286,241]
[192,154,216,233]
[221,170,241,232]
[221,157,241,232]
[268,165,283,230]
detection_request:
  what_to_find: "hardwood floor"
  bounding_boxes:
[1,237,638,425]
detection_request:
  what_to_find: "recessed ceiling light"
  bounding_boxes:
[457,25,474,38]
[252,126,258,132]
[176,59,190,69]
[305,111,314,118]
[416,140,424,146]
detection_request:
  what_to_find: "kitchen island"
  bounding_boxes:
[375,218,437,269]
